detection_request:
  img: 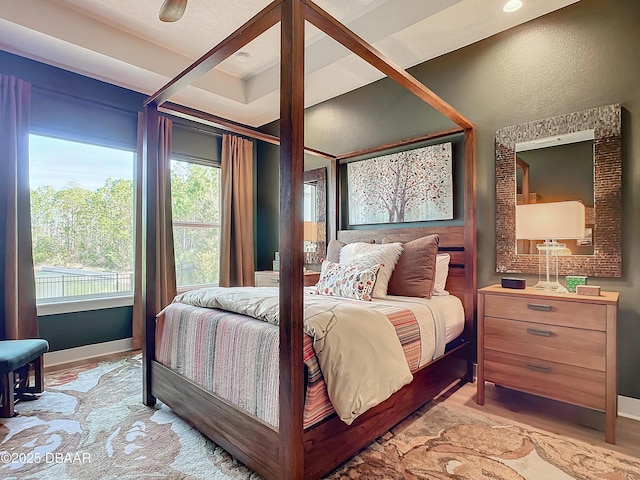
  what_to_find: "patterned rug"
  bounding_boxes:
[1,354,639,479]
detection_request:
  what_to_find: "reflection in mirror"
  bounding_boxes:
[304,182,318,261]
[303,167,327,265]
[515,132,595,255]
[304,183,318,222]
[495,103,622,278]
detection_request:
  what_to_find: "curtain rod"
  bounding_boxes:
[172,121,223,139]
[337,127,465,162]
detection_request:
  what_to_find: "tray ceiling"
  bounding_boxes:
[0,0,578,127]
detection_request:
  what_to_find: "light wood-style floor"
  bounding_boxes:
[442,381,640,460]
[43,349,139,374]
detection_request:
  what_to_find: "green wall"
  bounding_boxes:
[38,307,132,351]
[256,141,281,271]
[262,0,640,398]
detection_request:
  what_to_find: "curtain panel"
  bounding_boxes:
[0,75,38,340]
[219,134,255,287]
[132,113,177,349]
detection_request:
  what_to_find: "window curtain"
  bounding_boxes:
[219,134,255,287]
[132,112,176,349]
[0,75,38,340]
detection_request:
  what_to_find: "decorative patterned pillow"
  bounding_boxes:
[339,242,403,298]
[313,260,381,301]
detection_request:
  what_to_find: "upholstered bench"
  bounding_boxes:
[0,339,49,417]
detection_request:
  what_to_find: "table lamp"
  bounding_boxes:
[303,221,318,263]
[515,201,586,293]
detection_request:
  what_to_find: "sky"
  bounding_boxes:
[29,134,135,191]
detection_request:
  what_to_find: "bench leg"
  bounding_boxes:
[34,355,44,393]
[17,356,44,394]
[1,372,15,418]
[14,355,44,396]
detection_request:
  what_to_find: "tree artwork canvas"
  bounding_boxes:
[347,142,453,225]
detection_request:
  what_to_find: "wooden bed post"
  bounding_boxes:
[141,2,477,479]
[142,102,159,406]
[463,126,477,379]
[279,0,306,478]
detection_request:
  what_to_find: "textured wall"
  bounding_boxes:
[296,0,640,397]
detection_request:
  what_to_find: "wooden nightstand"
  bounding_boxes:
[254,270,320,287]
[477,284,619,444]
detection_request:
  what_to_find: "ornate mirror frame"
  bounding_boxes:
[496,104,622,277]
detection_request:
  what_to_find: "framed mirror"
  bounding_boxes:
[303,167,327,265]
[496,104,622,278]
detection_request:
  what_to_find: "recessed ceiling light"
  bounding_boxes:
[503,0,523,13]
[235,52,250,63]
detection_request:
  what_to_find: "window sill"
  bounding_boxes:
[36,285,215,316]
[176,284,217,294]
[37,295,134,316]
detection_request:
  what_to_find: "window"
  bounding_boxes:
[29,134,135,305]
[170,159,221,289]
[304,182,317,222]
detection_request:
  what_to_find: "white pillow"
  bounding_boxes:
[432,253,450,296]
[339,242,403,298]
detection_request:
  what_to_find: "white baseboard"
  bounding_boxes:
[618,395,640,421]
[44,338,133,368]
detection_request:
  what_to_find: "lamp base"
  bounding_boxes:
[533,280,568,293]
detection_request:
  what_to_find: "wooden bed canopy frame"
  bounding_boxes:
[142,1,477,479]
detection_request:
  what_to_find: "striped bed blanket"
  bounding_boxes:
[155,287,442,428]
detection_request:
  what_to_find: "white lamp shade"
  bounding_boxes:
[516,201,586,240]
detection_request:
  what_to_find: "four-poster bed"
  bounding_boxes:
[142,1,476,479]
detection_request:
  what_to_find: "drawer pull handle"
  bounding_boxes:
[526,363,551,373]
[527,303,552,312]
[526,327,552,337]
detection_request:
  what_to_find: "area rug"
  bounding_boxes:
[1,354,639,479]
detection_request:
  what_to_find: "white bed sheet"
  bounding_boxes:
[369,294,465,367]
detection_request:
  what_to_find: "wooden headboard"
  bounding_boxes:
[338,225,475,341]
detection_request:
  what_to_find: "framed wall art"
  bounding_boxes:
[347,142,453,225]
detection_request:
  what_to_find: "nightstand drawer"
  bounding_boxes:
[304,272,320,287]
[484,350,605,411]
[254,271,320,287]
[255,271,279,287]
[484,317,606,371]
[484,294,606,331]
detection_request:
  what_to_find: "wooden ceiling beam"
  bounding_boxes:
[303,0,474,130]
[158,102,335,159]
[144,0,283,107]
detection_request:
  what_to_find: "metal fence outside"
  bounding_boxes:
[35,272,134,300]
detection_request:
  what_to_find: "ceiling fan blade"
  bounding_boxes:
[159,0,187,22]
